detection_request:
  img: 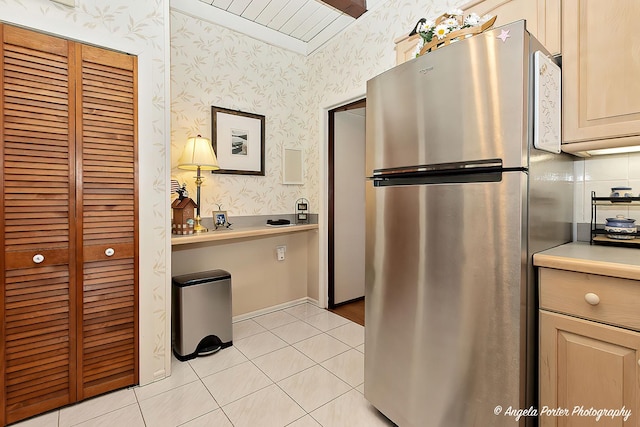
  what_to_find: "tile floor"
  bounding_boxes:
[13,303,395,427]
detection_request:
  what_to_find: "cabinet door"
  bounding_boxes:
[395,0,562,66]
[563,0,640,144]
[394,34,420,65]
[540,310,640,426]
[1,25,76,424]
[463,0,561,55]
[76,44,138,399]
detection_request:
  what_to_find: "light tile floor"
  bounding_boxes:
[13,303,394,427]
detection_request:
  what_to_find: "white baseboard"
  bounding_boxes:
[153,369,166,380]
[232,297,320,323]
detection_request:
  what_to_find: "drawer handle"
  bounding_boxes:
[584,293,600,306]
[33,254,45,264]
[105,248,115,257]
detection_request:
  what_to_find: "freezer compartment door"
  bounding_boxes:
[366,21,530,175]
[364,172,528,427]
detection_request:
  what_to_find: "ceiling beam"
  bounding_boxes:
[319,0,366,19]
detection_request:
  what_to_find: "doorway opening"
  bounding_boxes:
[327,98,366,324]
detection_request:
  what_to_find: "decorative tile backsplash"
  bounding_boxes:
[574,152,640,225]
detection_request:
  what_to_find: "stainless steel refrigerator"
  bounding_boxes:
[364,21,573,427]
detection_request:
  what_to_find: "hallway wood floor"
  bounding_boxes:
[329,299,364,326]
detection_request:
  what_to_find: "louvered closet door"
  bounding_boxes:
[76,44,138,399]
[1,25,75,424]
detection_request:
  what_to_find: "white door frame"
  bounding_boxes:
[316,89,366,308]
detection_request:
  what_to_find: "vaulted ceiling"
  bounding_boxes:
[172,0,387,55]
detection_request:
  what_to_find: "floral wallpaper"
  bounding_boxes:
[304,0,466,164]
[171,11,310,217]
[170,0,468,219]
[0,0,477,386]
[1,0,170,384]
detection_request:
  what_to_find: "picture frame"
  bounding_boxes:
[211,106,265,176]
[297,203,308,211]
[297,213,308,221]
[212,210,228,229]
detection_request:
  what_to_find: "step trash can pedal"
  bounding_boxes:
[172,269,233,361]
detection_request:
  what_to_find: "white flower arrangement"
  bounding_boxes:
[412,10,494,57]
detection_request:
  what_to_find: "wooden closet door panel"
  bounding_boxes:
[77,44,138,399]
[1,25,76,424]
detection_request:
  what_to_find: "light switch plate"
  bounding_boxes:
[50,0,76,7]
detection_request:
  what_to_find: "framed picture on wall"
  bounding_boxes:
[211,106,265,176]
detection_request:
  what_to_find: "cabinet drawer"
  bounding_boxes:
[539,267,640,331]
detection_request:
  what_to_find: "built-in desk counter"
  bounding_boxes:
[171,223,318,246]
[171,222,319,317]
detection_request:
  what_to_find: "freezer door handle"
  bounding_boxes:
[372,159,503,178]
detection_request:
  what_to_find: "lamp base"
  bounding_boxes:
[193,215,208,233]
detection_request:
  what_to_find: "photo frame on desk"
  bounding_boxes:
[211,106,265,176]
[212,210,228,229]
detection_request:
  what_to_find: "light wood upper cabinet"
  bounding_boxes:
[539,267,640,426]
[463,0,561,55]
[394,33,420,66]
[394,0,561,65]
[561,0,640,149]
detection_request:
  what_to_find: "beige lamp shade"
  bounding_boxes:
[178,135,220,171]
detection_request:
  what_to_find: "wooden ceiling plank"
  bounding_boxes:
[241,0,270,21]
[291,5,333,39]
[226,0,252,14]
[267,1,307,31]
[280,1,323,35]
[300,9,341,42]
[255,0,290,26]
[212,0,233,9]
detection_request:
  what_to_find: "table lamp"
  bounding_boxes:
[178,135,219,232]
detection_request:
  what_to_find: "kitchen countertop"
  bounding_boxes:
[171,223,318,246]
[534,242,640,280]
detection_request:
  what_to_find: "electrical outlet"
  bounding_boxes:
[276,245,286,261]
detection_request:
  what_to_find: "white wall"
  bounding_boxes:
[574,152,640,225]
[334,110,366,304]
[1,0,172,384]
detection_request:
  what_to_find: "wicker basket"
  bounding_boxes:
[418,14,497,56]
